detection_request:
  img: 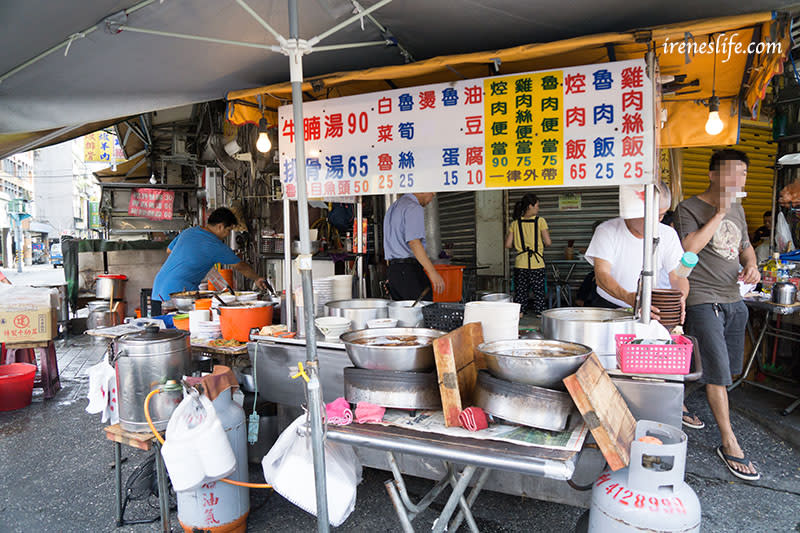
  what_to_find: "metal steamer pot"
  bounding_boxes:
[95,274,127,299]
[541,307,636,367]
[87,300,126,329]
[325,299,391,330]
[113,326,192,432]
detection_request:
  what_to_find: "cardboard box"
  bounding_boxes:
[0,308,57,344]
[0,287,58,344]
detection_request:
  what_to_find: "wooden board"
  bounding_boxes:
[563,352,636,471]
[433,322,484,427]
[104,423,160,451]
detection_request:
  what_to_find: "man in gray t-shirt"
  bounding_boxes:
[674,149,761,481]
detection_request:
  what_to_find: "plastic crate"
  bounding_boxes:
[430,265,464,302]
[615,334,693,375]
[422,302,465,332]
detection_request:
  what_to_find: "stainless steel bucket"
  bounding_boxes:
[541,307,636,360]
[114,326,191,432]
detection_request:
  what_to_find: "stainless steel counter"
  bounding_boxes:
[247,336,683,508]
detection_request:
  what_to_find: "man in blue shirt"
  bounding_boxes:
[152,207,267,302]
[383,193,445,300]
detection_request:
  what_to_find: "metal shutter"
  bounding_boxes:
[680,120,776,233]
[438,191,477,263]
[507,187,620,292]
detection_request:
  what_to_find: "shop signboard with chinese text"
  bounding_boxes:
[128,188,175,221]
[278,59,653,198]
[84,131,125,163]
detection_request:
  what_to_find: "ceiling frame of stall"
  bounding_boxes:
[226,11,791,148]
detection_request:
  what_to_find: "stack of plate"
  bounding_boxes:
[193,320,222,339]
[651,289,683,329]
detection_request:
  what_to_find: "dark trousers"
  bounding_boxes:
[513,267,546,314]
[387,261,432,301]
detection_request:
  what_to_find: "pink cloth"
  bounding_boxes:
[459,407,488,431]
[325,397,353,426]
[355,402,386,424]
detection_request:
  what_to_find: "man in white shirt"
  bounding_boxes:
[585,182,688,319]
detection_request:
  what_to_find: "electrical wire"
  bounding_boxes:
[143,388,272,489]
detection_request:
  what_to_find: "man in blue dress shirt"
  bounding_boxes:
[383,193,445,300]
[152,207,267,302]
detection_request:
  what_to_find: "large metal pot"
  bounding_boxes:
[478,339,593,388]
[114,326,191,432]
[95,274,127,299]
[339,327,445,371]
[388,300,431,327]
[540,307,636,357]
[87,300,126,329]
[481,293,512,302]
[325,299,391,330]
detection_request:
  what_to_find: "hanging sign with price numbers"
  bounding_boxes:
[277,58,653,198]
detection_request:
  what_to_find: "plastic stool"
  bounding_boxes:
[2,341,61,399]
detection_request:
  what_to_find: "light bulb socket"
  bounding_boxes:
[708,95,720,113]
[258,118,268,134]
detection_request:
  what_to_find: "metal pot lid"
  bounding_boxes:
[120,325,187,344]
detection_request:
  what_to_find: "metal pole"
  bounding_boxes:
[14,219,23,273]
[283,195,293,332]
[769,163,779,256]
[640,183,654,323]
[288,1,329,530]
[357,197,364,297]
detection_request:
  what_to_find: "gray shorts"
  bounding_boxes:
[684,301,748,386]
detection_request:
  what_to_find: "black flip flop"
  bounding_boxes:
[682,410,705,430]
[716,445,760,481]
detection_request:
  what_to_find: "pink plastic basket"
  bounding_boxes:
[615,334,693,375]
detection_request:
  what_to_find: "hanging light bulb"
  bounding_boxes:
[149,172,157,185]
[705,95,724,136]
[256,118,271,153]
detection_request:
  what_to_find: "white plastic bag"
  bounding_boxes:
[160,393,236,492]
[262,415,362,527]
[775,211,795,252]
[85,358,119,424]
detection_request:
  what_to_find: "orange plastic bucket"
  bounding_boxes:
[219,305,273,342]
[208,268,235,291]
[0,363,37,411]
[194,298,212,310]
[173,314,190,331]
[430,264,464,302]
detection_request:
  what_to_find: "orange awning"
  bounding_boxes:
[227,12,789,148]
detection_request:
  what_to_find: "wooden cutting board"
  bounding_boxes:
[563,352,636,471]
[433,322,484,427]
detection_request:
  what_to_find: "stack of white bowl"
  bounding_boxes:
[193,320,222,339]
[331,274,353,301]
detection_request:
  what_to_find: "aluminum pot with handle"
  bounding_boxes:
[541,307,636,359]
[95,274,127,299]
[113,325,191,432]
[325,299,391,330]
[772,282,797,305]
[388,300,431,327]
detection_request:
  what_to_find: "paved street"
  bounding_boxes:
[1,263,66,286]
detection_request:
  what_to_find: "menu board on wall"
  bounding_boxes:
[278,59,653,198]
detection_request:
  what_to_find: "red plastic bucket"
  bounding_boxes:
[0,363,37,411]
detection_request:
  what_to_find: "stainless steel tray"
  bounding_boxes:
[473,371,574,432]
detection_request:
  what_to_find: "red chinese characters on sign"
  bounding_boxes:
[128,188,175,221]
[13,314,30,329]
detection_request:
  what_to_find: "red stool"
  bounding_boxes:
[2,341,61,399]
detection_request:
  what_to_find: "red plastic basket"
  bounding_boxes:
[615,334,693,375]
